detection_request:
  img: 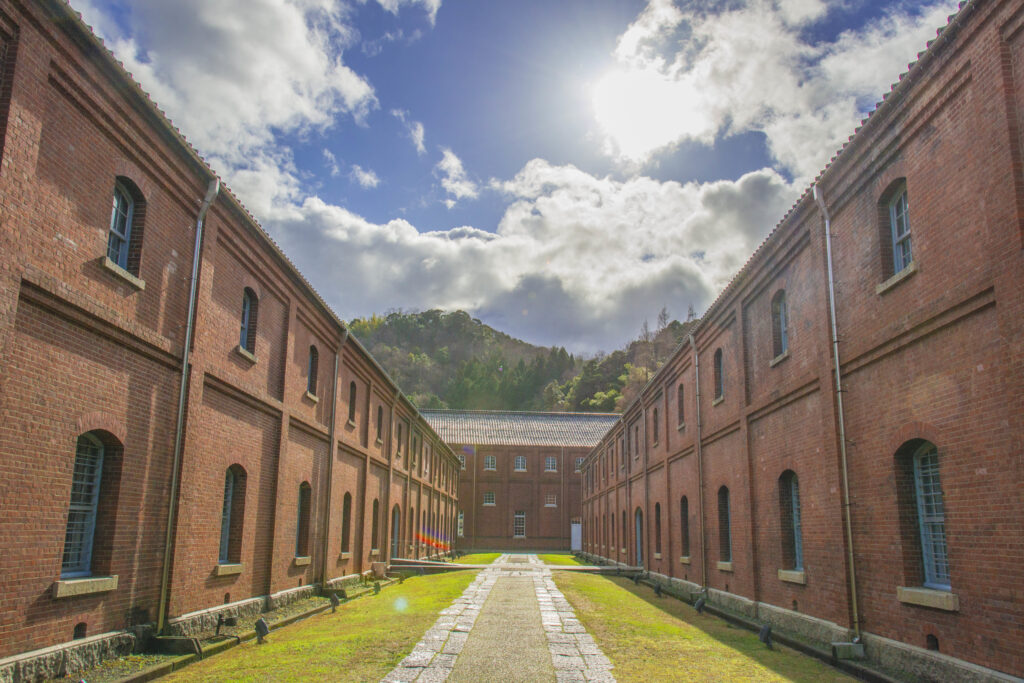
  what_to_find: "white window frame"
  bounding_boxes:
[107,183,133,269]
[483,491,495,506]
[890,187,912,273]
[545,456,557,472]
[62,434,105,578]
[545,494,557,508]
[914,443,950,590]
[513,511,526,538]
[575,457,584,472]
[514,455,526,472]
[484,455,496,471]
[458,454,466,470]
[457,511,465,537]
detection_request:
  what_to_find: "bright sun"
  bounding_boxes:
[592,68,710,162]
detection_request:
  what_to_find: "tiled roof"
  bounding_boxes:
[421,410,620,448]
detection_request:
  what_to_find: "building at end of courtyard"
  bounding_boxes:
[422,410,619,551]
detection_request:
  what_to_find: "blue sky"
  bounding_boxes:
[75,0,960,353]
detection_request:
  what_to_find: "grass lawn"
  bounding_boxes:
[162,570,478,682]
[555,573,857,683]
[537,553,584,565]
[455,552,501,564]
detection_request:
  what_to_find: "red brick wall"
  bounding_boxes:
[455,444,585,551]
[0,0,460,658]
[584,0,1024,676]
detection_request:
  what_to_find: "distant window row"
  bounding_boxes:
[585,438,948,593]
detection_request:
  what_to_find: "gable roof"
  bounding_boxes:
[421,410,620,448]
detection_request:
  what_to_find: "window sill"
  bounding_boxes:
[375,438,383,446]
[101,257,145,290]
[876,261,918,295]
[712,396,724,407]
[545,504,557,508]
[545,470,557,473]
[653,553,662,560]
[679,555,691,565]
[236,345,257,364]
[620,548,626,554]
[769,351,789,368]
[294,556,311,567]
[513,535,526,539]
[304,391,319,404]
[53,575,118,598]
[677,422,686,432]
[346,420,356,429]
[514,469,527,473]
[897,586,958,611]
[370,549,380,557]
[778,569,806,585]
[717,561,733,573]
[339,552,351,560]
[214,563,244,577]
[484,468,496,472]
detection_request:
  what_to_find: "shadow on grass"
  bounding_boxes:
[556,573,855,683]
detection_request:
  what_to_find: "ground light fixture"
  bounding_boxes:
[329,593,340,613]
[759,624,773,650]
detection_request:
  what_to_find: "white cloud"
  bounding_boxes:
[373,0,442,25]
[435,148,478,207]
[350,164,381,188]
[391,109,427,155]
[268,159,795,350]
[323,149,341,177]
[593,0,961,181]
[72,0,377,211]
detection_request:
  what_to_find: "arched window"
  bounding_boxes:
[376,406,383,442]
[371,499,380,551]
[654,502,662,555]
[718,486,731,563]
[778,471,802,571]
[621,510,627,552]
[889,184,912,273]
[677,384,685,426]
[340,492,352,553]
[680,496,690,557]
[897,440,950,590]
[307,346,319,395]
[106,178,145,275]
[296,482,312,557]
[713,349,724,400]
[219,465,246,564]
[62,434,105,577]
[348,381,357,423]
[239,288,258,353]
[771,290,788,358]
[634,508,644,565]
[652,408,659,444]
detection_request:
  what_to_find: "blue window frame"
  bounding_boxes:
[62,434,105,578]
[772,290,788,358]
[240,288,257,352]
[718,486,731,563]
[913,443,949,589]
[780,470,803,571]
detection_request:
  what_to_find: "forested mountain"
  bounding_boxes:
[349,309,694,413]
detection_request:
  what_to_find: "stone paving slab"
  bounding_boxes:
[381,554,615,682]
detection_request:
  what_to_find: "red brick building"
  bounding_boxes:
[423,411,618,551]
[0,1,458,674]
[582,1,1024,679]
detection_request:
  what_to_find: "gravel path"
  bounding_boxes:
[382,554,614,683]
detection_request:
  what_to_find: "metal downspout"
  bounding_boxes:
[157,177,220,634]
[319,332,347,587]
[813,184,861,639]
[689,334,708,591]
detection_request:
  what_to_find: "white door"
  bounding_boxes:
[570,522,582,551]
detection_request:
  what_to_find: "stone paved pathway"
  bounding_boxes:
[382,554,615,683]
